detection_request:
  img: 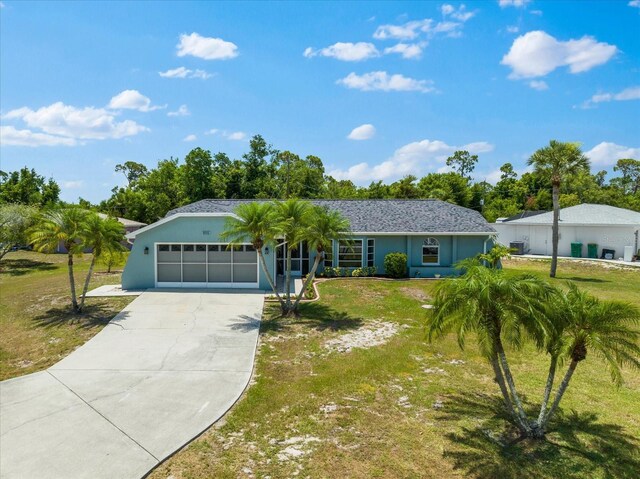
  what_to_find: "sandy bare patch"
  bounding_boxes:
[324,321,403,353]
[399,287,431,302]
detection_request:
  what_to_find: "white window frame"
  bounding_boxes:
[366,239,375,267]
[338,239,363,268]
[422,237,440,266]
[323,240,334,267]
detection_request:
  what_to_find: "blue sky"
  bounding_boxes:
[1,0,639,203]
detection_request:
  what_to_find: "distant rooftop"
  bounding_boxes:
[97,213,147,228]
[501,210,548,222]
[167,199,495,234]
[501,204,640,226]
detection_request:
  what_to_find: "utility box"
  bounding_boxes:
[587,243,598,259]
[571,242,583,258]
[509,241,526,255]
[624,246,633,262]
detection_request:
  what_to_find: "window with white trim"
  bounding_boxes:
[323,240,334,267]
[422,238,440,264]
[338,240,362,268]
[366,239,375,267]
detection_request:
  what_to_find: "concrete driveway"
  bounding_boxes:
[0,290,264,479]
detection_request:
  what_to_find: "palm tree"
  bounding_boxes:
[272,199,311,315]
[527,141,590,278]
[536,283,640,433]
[221,202,286,311]
[78,214,125,312]
[29,207,89,312]
[428,261,553,434]
[291,206,351,313]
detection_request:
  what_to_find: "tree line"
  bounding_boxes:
[2,135,639,227]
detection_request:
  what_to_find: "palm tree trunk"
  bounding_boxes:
[490,355,518,419]
[550,183,560,278]
[536,354,557,427]
[496,341,530,432]
[285,246,292,314]
[67,252,79,312]
[541,359,578,429]
[258,249,286,311]
[78,254,96,312]
[292,253,321,312]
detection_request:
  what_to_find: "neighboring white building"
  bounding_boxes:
[493,204,640,260]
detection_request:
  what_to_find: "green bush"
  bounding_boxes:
[384,252,407,278]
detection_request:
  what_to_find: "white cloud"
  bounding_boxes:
[329,139,493,182]
[579,86,640,109]
[585,142,640,167]
[63,180,84,189]
[337,71,435,93]
[167,104,190,117]
[499,0,531,7]
[373,19,433,40]
[159,66,213,79]
[530,10,543,16]
[529,80,549,90]
[0,125,77,147]
[347,124,376,140]
[3,102,149,140]
[441,4,475,22]
[108,90,164,112]
[501,30,617,79]
[176,32,238,60]
[629,1,640,8]
[506,25,520,33]
[303,42,379,61]
[183,134,197,142]
[204,128,219,135]
[225,131,246,141]
[383,42,425,59]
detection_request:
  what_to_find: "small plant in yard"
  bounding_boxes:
[427,260,640,439]
[384,252,407,278]
[478,243,515,268]
[98,248,127,273]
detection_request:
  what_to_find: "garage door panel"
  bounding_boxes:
[183,264,206,282]
[208,264,232,282]
[208,250,231,262]
[233,264,257,283]
[158,264,181,282]
[183,245,206,262]
[234,251,257,264]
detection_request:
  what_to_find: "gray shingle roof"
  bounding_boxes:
[166,199,495,234]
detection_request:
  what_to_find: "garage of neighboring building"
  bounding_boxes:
[155,243,258,288]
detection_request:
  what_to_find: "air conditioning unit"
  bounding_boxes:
[509,241,528,255]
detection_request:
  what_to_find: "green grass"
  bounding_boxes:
[0,250,134,380]
[150,258,640,479]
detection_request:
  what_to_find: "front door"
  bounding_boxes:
[276,241,308,276]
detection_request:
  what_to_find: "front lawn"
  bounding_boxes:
[0,250,134,380]
[150,259,640,479]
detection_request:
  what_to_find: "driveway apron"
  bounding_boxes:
[0,289,264,479]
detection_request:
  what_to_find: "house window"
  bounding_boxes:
[367,239,375,267]
[422,238,440,264]
[323,240,334,267]
[338,240,363,268]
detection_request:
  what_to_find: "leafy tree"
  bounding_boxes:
[428,262,553,435]
[181,148,215,203]
[78,215,125,311]
[0,167,60,206]
[389,175,419,199]
[292,206,351,312]
[221,202,285,310]
[325,177,361,199]
[528,141,590,277]
[0,204,38,260]
[29,207,89,312]
[98,248,127,273]
[115,161,148,185]
[243,135,277,198]
[478,243,514,268]
[612,158,640,194]
[417,173,470,206]
[445,150,478,180]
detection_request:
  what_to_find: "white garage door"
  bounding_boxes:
[156,243,258,288]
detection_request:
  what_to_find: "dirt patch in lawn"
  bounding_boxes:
[324,321,404,353]
[398,286,431,302]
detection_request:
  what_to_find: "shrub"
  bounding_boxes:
[98,248,128,273]
[352,268,363,277]
[384,252,407,278]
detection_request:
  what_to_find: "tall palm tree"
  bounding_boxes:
[291,206,351,313]
[537,283,640,433]
[272,199,311,314]
[221,202,285,310]
[527,141,590,278]
[29,207,89,312]
[78,214,125,312]
[428,261,553,434]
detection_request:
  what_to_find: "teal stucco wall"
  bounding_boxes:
[121,216,275,289]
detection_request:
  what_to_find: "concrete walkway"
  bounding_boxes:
[0,289,264,479]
